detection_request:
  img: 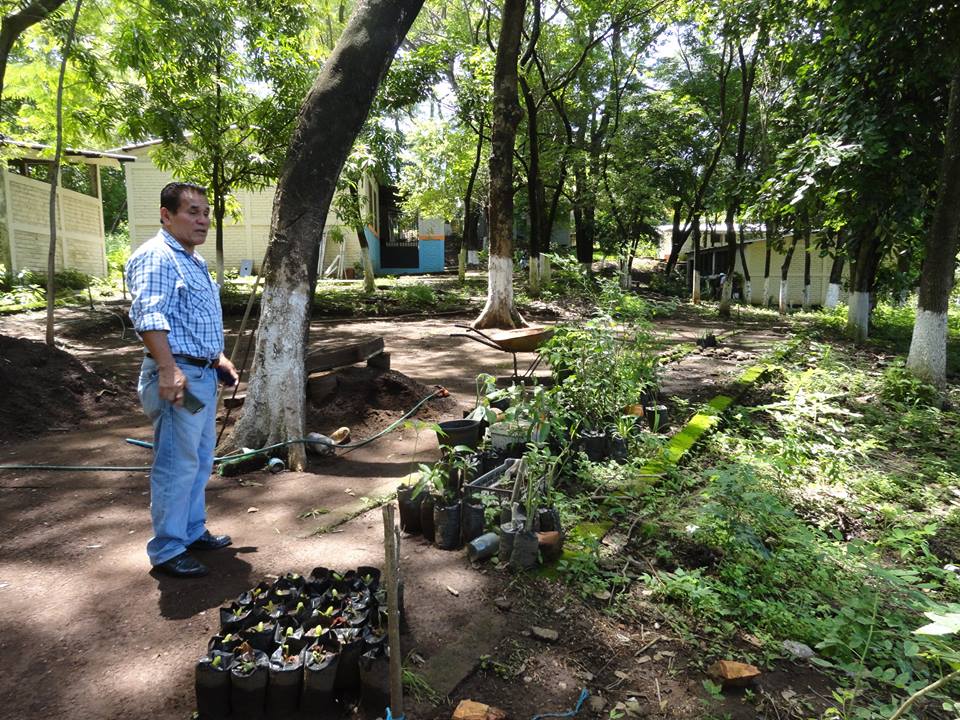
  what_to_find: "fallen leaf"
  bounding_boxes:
[247,507,259,513]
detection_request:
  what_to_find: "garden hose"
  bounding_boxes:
[0,388,447,472]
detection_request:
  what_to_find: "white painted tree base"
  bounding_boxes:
[475,254,521,328]
[825,283,840,309]
[802,284,811,310]
[907,309,948,388]
[745,280,753,305]
[847,291,871,341]
[541,255,551,284]
[361,247,376,293]
[779,279,789,315]
[529,255,541,294]
[692,270,701,304]
[763,277,771,307]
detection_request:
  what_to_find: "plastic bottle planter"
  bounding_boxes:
[230,647,269,720]
[433,499,463,550]
[396,485,424,534]
[419,493,437,543]
[359,646,391,717]
[643,404,670,433]
[267,645,304,718]
[510,529,540,571]
[302,645,339,714]
[195,650,234,720]
[460,499,485,545]
[467,532,500,562]
[436,418,483,450]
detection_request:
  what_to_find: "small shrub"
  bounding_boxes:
[880,360,940,407]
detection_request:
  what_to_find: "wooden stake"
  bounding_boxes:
[383,504,404,718]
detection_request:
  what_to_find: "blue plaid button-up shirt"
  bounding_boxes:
[127,230,224,360]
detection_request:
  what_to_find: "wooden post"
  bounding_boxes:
[382,504,404,718]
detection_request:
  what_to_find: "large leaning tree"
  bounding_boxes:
[230,0,424,470]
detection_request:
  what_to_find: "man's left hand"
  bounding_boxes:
[215,354,240,387]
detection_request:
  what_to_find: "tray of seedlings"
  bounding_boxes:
[195,566,396,719]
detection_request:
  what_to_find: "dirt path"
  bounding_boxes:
[0,307,786,720]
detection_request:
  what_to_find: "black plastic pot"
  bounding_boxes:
[579,429,608,462]
[434,500,463,550]
[478,447,507,474]
[301,645,339,715]
[230,648,269,719]
[397,485,423,534]
[196,651,234,720]
[437,418,483,450]
[356,566,381,593]
[510,529,540,571]
[643,404,670,432]
[220,603,259,634]
[534,506,562,534]
[208,633,244,656]
[266,647,303,720]
[499,521,521,563]
[359,647,391,718]
[461,499,485,544]
[609,435,628,463]
[420,493,437,543]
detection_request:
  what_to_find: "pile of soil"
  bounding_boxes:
[0,334,124,441]
[305,366,457,440]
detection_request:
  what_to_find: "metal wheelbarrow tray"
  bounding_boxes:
[451,325,554,377]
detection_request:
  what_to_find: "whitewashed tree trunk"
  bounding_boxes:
[907,310,948,388]
[541,254,551,285]
[692,269,701,304]
[762,276,771,307]
[825,283,841,308]
[745,279,753,305]
[847,290,871,341]
[360,246,375,293]
[529,254,541,295]
[802,283,811,311]
[620,257,630,290]
[719,275,733,314]
[778,278,789,315]
[458,245,466,282]
[476,254,524,328]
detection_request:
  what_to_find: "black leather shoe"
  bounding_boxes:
[154,552,208,578]
[188,530,232,551]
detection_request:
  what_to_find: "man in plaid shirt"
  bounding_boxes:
[127,182,239,578]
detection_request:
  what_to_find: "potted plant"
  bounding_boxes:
[302,642,339,714]
[266,643,304,717]
[195,650,234,720]
[229,642,269,719]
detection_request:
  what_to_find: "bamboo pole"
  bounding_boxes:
[382,504,404,718]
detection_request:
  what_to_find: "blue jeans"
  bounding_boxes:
[138,357,218,565]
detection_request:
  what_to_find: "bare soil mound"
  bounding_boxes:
[0,334,124,441]
[305,366,458,439]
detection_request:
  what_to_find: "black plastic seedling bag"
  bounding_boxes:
[461,499,485,544]
[243,620,277,655]
[359,647,391,717]
[195,650,234,720]
[434,500,463,550]
[302,644,339,714]
[332,626,363,691]
[230,646,269,719]
[397,485,424,534]
[267,645,304,719]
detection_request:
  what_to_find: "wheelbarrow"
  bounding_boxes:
[451,325,554,378]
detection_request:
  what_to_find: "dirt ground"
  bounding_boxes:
[0,302,797,720]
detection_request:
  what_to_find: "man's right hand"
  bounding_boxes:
[158,363,187,405]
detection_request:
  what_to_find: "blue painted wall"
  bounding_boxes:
[365,226,445,275]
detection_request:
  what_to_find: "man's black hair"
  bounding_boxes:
[160,182,208,214]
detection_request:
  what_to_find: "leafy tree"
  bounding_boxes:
[112,0,324,285]
[0,0,70,111]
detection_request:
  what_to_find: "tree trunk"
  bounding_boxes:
[691,218,701,305]
[779,234,798,316]
[846,227,881,342]
[664,201,688,276]
[907,65,960,388]
[474,0,526,329]
[45,0,83,346]
[718,208,736,317]
[802,226,811,310]
[461,119,484,283]
[762,221,774,307]
[230,0,424,468]
[825,253,844,309]
[519,75,545,296]
[738,223,752,304]
[213,186,226,288]
[348,184,376,293]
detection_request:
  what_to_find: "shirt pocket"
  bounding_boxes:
[184,270,217,317]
